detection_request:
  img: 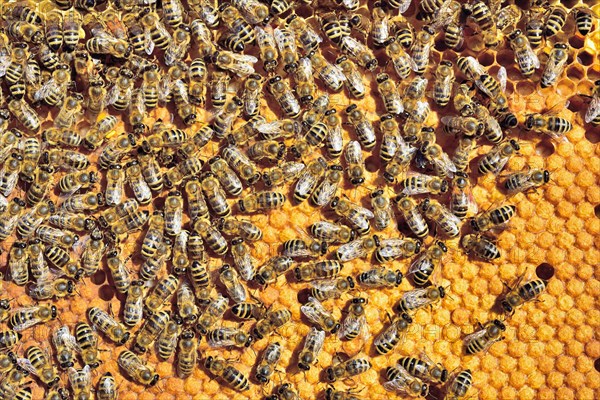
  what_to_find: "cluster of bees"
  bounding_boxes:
[0,0,597,399]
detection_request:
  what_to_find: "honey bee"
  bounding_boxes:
[544,4,567,37]
[238,191,286,213]
[255,26,278,72]
[301,93,330,129]
[0,198,25,240]
[87,307,129,345]
[336,235,379,262]
[369,190,394,231]
[8,242,29,286]
[408,241,447,287]
[164,191,183,236]
[252,308,292,340]
[450,172,477,220]
[255,342,282,384]
[396,286,446,314]
[293,57,316,105]
[504,169,550,194]
[433,61,454,107]
[358,267,404,288]
[345,105,374,149]
[309,221,354,244]
[385,38,413,80]
[122,281,144,328]
[145,275,179,315]
[384,364,429,397]
[218,217,262,242]
[326,356,371,382]
[248,140,287,163]
[8,98,39,132]
[420,198,462,238]
[339,36,378,71]
[254,255,294,286]
[230,237,256,281]
[157,317,182,360]
[401,173,448,196]
[573,6,598,36]
[219,264,247,303]
[195,294,228,335]
[118,350,159,386]
[274,27,299,72]
[96,372,117,400]
[420,141,457,178]
[478,140,520,175]
[0,329,21,350]
[230,301,267,321]
[441,115,484,138]
[193,217,228,255]
[411,26,434,74]
[301,296,340,333]
[209,70,230,109]
[508,29,540,77]
[464,319,506,354]
[133,310,170,354]
[52,326,77,370]
[330,196,374,236]
[255,118,301,141]
[499,271,550,315]
[176,329,198,379]
[286,13,323,53]
[204,356,249,391]
[375,238,421,263]
[445,369,472,400]
[540,43,568,88]
[200,173,230,218]
[310,276,354,301]
[222,145,261,185]
[207,326,252,348]
[374,313,413,355]
[310,165,341,206]
[68,365,92,400]
[308,50,346,92]
[382,137,416,184]
[524,110,572,139]
[461,234,500,260]
[376,73,404,115]
[28,275,75,301]
[239,74,262,117]
[19,346,60,387]
[98,133,136,169]
[319,12,351,45]
[370,5,390,47]
[7,20,43,44]
[297,327,326,370]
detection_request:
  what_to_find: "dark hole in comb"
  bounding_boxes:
[365,156,380,173]
[585,126,600,144]
[90,270,106,285]
[594,205,600,219]
[535,140,555,156]
[577,51,594,67]
[568,36,585,50]
[567,66,585,81]
[478,52,495,67]
[516,81,535,96]
[536,263,555,280]
[99,285,115,301]
[514,0,529,9]
[595,358,600,372]
[562,0,579,9]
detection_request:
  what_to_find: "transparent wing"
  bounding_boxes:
[400,288,433,310]
[584,95,600,123]
[338,312,367,340]
[313,178,339,207]
[497,66,507,91]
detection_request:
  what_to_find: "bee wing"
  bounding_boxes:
[274,28,297,53]
[344,141,362,164]
[17,357,38,376]
[497,66,507,92]
[172,79,189,103]
[256,120,284,135]
[337,238,368,261]
[0,55,11,77]
[374,321,399,347]
[297,57,313,78]
[505,173,535,195]
[310,279,340,293]
[397,0,412,14]
[377,238,407,259]
[338,313,368,340]
[463,327,497,352]
[353,205,374,219]
[313,177,339,207]
[346,68,366,93]
[408,253,432,276]
[383,365,414,393]
[584,94,600,124]
[400,288,434,309]
[232,249,255,281]
[34,79,56,102]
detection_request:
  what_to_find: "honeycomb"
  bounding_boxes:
[0,0,599,399]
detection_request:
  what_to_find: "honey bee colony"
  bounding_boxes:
[0,0,598,399]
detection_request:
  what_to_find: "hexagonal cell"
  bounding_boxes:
[516,81,536,96]
[586,64,600,81]
[577,49,595,66]
[569,36,586,50]
[585,127,600,144]
[567,65,586,81]
[536,139,556,157]
[556,79,576,97]
[478,52,496,67]
[595,205,600,219]
[536,263,556,280]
